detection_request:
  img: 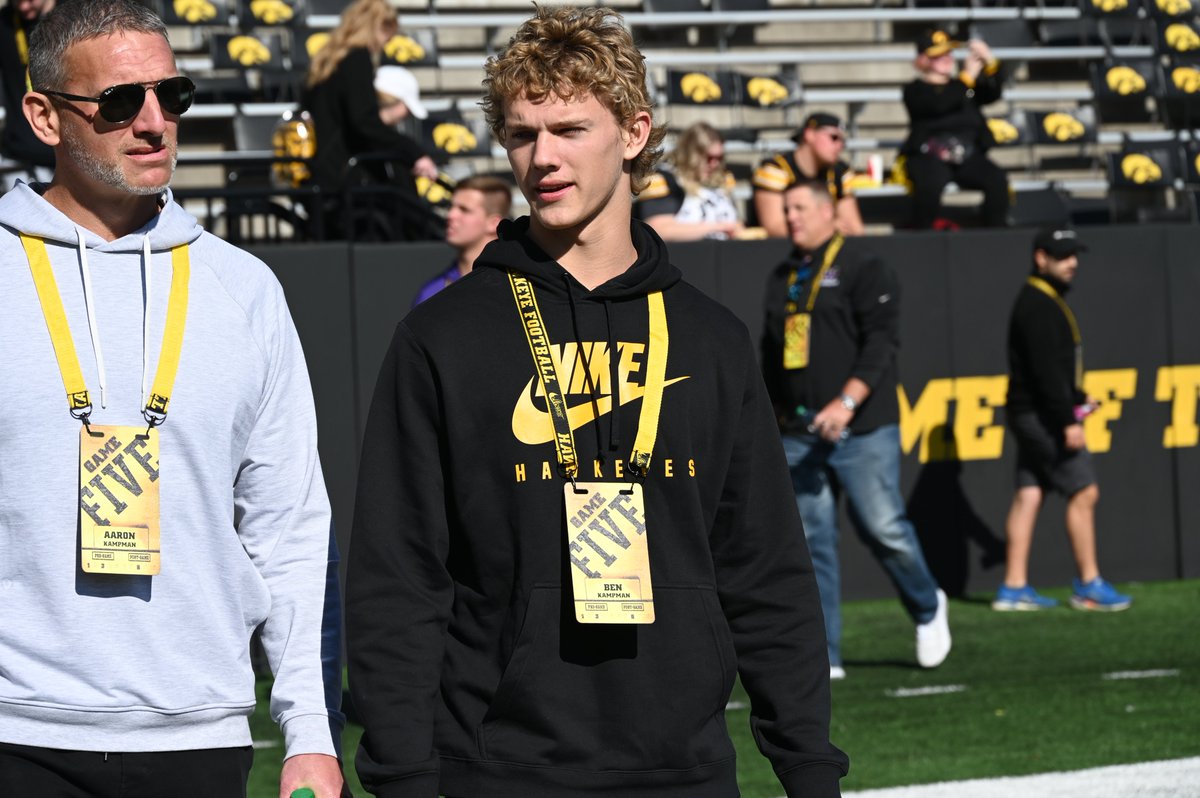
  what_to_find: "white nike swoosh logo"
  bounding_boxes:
[511,376,690,445]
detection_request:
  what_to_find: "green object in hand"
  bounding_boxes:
[290,790,316,798]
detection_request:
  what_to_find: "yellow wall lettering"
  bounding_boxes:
[1155,365,1200,448]
[1082,369,1137,453]
[952,376,1008,461]
[898,379,953,463]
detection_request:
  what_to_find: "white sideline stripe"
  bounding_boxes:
[725,700,748,710]
[840,756,1200,797]
[1103,669,1181,680]
[251,739,280,749]
[885,685,967,698]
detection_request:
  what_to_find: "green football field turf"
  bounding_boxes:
[249,579,1199,797]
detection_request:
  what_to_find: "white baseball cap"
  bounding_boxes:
[374,65,428,120]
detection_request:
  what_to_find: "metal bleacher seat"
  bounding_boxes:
[1160,55,1200,126]
[1090,58,1159,123]
[1106,141,1185,221]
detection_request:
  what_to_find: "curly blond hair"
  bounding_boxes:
[306,0,398,89]
[481,5,665,193]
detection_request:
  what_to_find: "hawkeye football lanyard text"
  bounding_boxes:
[508,271,667,624]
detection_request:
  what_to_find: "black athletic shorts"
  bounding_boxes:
[1009,411,1097,497]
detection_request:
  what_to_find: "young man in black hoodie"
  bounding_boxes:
[996,228,1132,612]
[346,6,848,798]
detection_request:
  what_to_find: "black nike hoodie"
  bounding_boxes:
[347,218,848,798]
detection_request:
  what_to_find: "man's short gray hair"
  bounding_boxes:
[29,0,170,92]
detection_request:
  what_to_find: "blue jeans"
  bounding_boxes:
[782,424,939,667]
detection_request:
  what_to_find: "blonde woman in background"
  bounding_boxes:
[635,122,747,240]
[302,0,437,237]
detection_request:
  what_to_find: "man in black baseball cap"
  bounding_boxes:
[996,226,1132,613]
[752,110,864,238]
[1033,226,1088,260]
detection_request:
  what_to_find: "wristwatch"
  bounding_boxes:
[839,394,858,412]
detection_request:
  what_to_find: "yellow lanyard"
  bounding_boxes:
[785,233,844,314]
[508,272,669,480]
[22,234,191,426]
[1027,275,1083,390]
[14,11,31,93]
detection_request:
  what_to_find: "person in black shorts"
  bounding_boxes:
[996,228,1132,612]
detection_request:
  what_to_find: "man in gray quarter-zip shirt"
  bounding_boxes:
[0,1,345,796]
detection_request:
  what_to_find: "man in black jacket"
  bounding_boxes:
[901,28,1008,229]
[0,0,55,189]
[761,179,950,679]
[346,7,848,798]
[995,228,1132,612]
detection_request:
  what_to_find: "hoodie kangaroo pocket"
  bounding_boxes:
[478,585,738,770]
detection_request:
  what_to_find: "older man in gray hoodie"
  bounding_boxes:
[0,1,344,796]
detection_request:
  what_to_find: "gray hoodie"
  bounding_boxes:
[0,182,340,757]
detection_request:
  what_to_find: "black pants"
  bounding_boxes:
[0,742,253,798]
[906,150,1010,228]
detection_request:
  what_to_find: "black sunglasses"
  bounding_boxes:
[43,76,195,124]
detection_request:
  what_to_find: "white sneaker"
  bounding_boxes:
[915,589,951,668]
[830,665,846,681]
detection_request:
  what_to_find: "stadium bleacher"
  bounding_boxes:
[6,0,1197,235]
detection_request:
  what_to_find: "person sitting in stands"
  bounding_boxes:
[752,112,864,239]
[302,0,438,240]
[635,122,745,241]
[900,28,1009,230]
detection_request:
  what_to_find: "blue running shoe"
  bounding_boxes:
[992,584,1060,611]
[1070,577,1132,612]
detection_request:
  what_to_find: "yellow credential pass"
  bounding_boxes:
[78,424,161,575]
[565,482,654,624]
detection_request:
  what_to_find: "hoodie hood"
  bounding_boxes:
[473,216,682,300]
[0,181,203,251]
